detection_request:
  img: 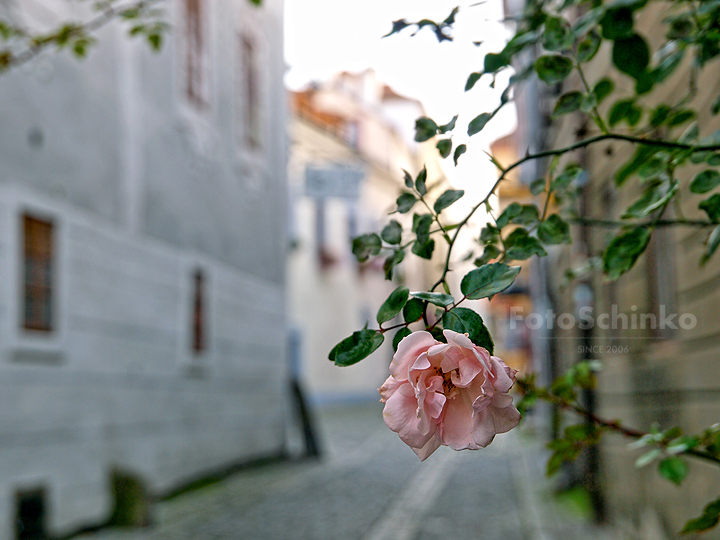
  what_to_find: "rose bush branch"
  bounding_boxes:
[515,370,720,469]
[0,0,167,72]
[0,0,263,74]
[331,0,720,534]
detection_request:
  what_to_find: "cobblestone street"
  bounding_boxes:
[77,403,618,540]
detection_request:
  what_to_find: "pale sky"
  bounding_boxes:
[285,0,511,120]
[284,0,518,218]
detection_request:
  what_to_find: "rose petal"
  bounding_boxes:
[490,404,521,434]
[491,392,513,408]
[383,386,435,448]
[470,408,497,448]
[439,393,479,450]
[488,356,514,394]
[379,375,402,403]
[390,331,438,381]
[412,435,442,461]
[443,329,473,349]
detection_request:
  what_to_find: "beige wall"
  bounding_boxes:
[537,4,720,537]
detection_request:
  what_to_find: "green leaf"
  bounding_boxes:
[475,244,501,266]
[415,167,428,195]
[712,93,720,116]
[396,193,417,214]
[530,178,546,195]
[329,329,384,367]
[681,497,720,534]
[592,78,614,104]
[652,41,684,84]
[542,16,573,51]
[650,105,671,127]
[443,6,459,25]
[679,122,700,144]
[453,144,467,165]
[505,230,548,260]
[538,214,571,244]
[690,170,720,194]
[635,448,661,468]
[615,146,658,185]
[438,115,458,134]
[403,298,425,323]
[552,164,584,190]
[574,6,605,36]
[702,225,720,265]
[413,214,433,245]
[412,238,435,259]
[383,249,405,280]
[535,54,574,84]
[434,189,464,213]
[612,34,649,80]
[600,7,635,40]
[658,457,688,486]
[480,225,500,244]
[392,328,412,352]
[352,233,382,262]
[402,169,414,189]
[468,113,492,136]
[147,32,162,51]
[708,154,720,166]
[553,91,584,117]
[461,262,521,299]
[466,72,482,91]
[513,204,540,225]
[496,202,523,228]
[667,17,693,40]
[603,227,651,279]
[377,286,410,325]
[667,109,696,127]
[577,30,601,62]
[411,291,454,307]
[442,307,494,353]
[381,220,403,244]
[700,194,720,222]
[414,117,438,142]
[437,139,452,159]
[622,184,674,218]
[484,52,510,73]
[609,99,642,127]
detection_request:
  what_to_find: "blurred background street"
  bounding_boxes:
[76,403,616,540]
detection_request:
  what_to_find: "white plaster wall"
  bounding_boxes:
[0,0,288,536]
[0,186,287,538]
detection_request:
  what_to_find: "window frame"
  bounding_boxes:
[0,195,67,363]
[21,214,54,333]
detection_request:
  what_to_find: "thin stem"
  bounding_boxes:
[574,58,609,134]
[378,320,411,334]
[538,390,720,466]
[504,133,720,179]
[1,0,161,74]
[430,131,720,296]
[569,217,715,228]
[540,177,553,222]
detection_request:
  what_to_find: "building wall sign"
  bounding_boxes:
[305,165,364,200]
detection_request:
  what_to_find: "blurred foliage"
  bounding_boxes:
[331,0,720,533]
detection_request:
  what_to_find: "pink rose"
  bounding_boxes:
[379,329,521,460]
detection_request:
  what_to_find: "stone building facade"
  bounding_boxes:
[0,0,287,537]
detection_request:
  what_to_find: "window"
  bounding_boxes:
[22,214,53,332]
[192,269,205,354]
[239,34,260,147]
[185,0,205,106]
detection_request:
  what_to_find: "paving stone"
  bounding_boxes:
[76,402,619,540]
